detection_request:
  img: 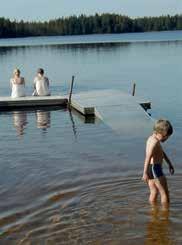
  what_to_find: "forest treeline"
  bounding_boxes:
[0,13,182,38]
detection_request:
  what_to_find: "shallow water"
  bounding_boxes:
[0,32,182,244]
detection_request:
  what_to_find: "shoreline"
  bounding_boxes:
[0,30,182,48]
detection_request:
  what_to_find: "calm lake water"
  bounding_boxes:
[0,31,182,244]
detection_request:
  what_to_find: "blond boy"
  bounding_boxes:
[142,119,174,206]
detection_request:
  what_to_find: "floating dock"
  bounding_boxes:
[70,89,151,116]
[70,89,153,135]
[0,96,68,110]
[0,90,151,124]
[0,95,97,116]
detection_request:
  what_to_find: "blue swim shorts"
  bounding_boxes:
[148,163,164,179]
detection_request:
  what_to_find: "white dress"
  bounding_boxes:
[34,76,50,96]
[11,78,26,98]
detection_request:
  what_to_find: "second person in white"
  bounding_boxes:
[33,68,51,96]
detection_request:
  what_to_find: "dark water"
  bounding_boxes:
[0,32,182,244]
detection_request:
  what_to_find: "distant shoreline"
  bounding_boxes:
[0,13,182,39]
[0,31,182,48]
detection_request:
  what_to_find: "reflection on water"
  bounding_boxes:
[13,111,27,136]
[145,206,172,245]
[68,109,77,140]
[36,110,51,130]
[11,108,97,137]
[0,106,181,244]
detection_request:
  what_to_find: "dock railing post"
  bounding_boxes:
[132,82,136,96]
[68,75,75,109]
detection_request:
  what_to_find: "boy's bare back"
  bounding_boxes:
[146,135,164,165]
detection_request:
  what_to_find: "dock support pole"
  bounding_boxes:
[132,82,136,96]
[68,75,75,109]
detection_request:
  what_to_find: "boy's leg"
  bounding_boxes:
[154,176,169,205]
[148,180,158,204]
[162,176,170,203]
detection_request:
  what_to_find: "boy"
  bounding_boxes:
[142,119,174,206]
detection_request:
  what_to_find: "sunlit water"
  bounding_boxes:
[0,31,182,244]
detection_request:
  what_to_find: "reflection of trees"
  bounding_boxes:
[145,206,173,245]
[13,111,27,136]
[51,42,130,54]
[0,43,130,70]
[0,46,17,56]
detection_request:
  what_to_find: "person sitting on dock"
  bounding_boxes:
[33,68,51,96]
[10,68,26,98]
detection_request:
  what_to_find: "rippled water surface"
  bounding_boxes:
[0,32,182,244]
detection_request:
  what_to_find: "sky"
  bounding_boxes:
[0,0,182,21]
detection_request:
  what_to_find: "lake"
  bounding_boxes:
[0,31,182,244]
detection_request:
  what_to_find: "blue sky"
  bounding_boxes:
[0,0,182,21]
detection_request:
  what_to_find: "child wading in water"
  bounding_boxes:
[142,119,174,206]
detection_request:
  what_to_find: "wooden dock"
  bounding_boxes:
[0,90,152,134]
[70,89,151,116]
[70,89,153,135]
[70,99,95,116]
[0,95,96,115]
[0,96,68,110]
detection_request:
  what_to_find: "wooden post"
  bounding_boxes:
[132,82,136,96]
[68,75,75,108]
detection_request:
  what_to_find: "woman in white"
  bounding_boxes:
[33,68,51,96]
[10,68,26,98]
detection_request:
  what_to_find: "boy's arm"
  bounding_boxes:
[142,139,156,182]
[163,150,175,175]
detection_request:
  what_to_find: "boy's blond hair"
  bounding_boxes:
[153,119,173,136]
